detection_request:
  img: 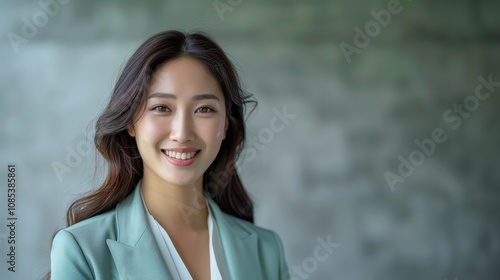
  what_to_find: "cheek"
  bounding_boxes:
[135,118,169,145]
[201,120,226,143]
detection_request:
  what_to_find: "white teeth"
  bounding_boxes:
[164,150,197,160]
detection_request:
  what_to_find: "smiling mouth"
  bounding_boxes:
[161,149,200,160]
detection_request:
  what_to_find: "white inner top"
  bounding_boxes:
[141,190,225,280]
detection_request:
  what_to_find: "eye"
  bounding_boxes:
[195,107,215,114]
[152,106,170,112]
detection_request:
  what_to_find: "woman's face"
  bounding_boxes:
[128,57,228,188]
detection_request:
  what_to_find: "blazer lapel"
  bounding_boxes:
[106,183,171,279]
[207,198,263,280]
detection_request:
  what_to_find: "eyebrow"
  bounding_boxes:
[147,92,220,101]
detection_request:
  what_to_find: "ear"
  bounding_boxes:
[127,125,135,137]
[222,117,228,140]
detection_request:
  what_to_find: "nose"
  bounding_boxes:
[169,110,195,143]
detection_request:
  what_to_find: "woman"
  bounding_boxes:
[50,30,289,279]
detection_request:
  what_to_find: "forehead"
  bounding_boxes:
[148,57,223,98]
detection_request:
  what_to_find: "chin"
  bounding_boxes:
[160,174,202,188]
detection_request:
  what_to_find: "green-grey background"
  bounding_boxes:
[1,0,500,279]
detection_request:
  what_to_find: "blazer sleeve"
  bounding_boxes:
[272,232,290,280]
[51,230,93,280]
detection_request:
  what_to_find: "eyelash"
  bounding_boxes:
[195,106,216,114]
[151,106,170,112]
[150,106,216,114]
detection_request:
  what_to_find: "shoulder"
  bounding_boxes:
[58,208,118,244]
[207,196,286,252]
[216,211,290,279]
[51,209,118,279]
[52,208,118,257]
[52,206,120,266]
[216,209,286,254]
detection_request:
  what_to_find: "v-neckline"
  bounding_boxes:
[141,189,224,280]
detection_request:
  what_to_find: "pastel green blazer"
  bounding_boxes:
[50,182,289,280]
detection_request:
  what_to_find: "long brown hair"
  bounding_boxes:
[67,30,256,228]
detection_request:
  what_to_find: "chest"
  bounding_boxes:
[169,230,210,280]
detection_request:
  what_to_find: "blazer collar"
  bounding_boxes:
[107,180,262,279]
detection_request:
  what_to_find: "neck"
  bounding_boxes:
[141,174,208,231]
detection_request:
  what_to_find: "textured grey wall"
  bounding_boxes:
[1,0,500,279]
